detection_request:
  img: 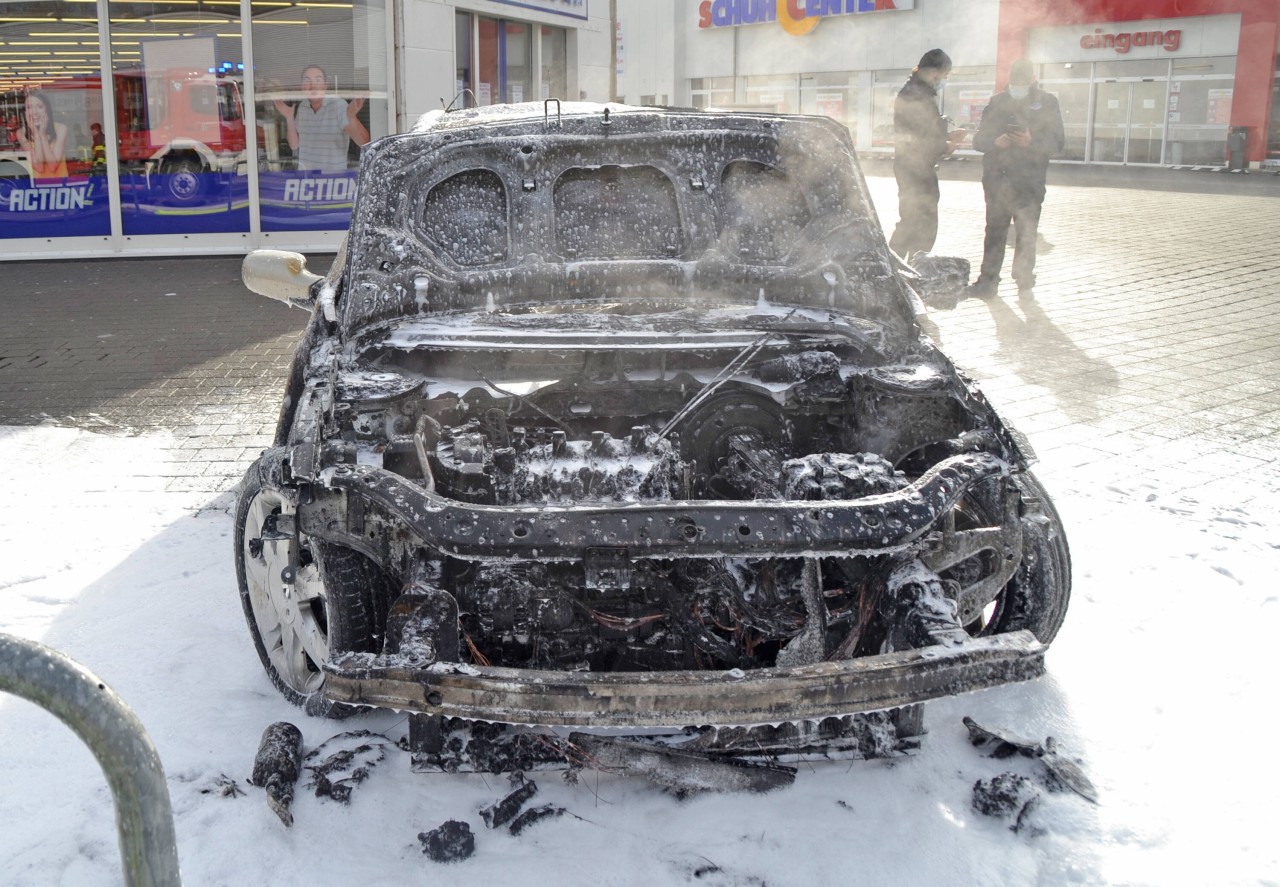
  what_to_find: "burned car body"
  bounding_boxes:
[236,103,1069,766]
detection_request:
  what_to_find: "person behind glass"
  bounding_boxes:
[967,58,1065,299]
[17,91,68,180]
[888,49,964,258]
[273,64,370,173]
[90,122,106,167]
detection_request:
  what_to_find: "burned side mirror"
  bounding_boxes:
[242,250,321,310]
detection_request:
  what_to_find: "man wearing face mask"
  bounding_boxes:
[967,58,1064,299]
[888,49,965,258]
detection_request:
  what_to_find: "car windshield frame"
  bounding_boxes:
[338,105,917,340]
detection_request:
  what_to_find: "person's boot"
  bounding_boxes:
[966,276,999,299]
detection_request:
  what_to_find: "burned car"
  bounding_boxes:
[236,103,1069,769]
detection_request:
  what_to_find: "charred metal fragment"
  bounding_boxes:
[250,722,303,827]
[383,588,460,663]
[963,717,1097,803]
[775,559,827,667]
[508,804,566,836]
[479,775,538,828]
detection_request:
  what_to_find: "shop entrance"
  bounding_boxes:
[456,14,568,108]
[1091,79,1167,164]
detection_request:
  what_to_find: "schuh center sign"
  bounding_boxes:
[698,0,914,36]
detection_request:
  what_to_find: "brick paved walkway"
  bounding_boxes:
[864,170,1280,510]
[1,168,1277,501]
[0,257,308,492]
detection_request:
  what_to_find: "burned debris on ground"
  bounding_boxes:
[963,716,1097,803]
[479,773,539,829]
[249,721,303,827]
[303,729,392,804]
[418,819,475,863]
[964,715,1097,835]
[972,772,1042,834]
[199,773,245,799]
[508,804,567,836]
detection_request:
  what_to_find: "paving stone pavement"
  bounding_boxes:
[864,165,1280,515]
[1,166,1277,504]
[0,257,308,493]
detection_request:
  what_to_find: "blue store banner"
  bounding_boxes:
[259,168,359,232]
[0,175,111,239]
[118,169,250,236]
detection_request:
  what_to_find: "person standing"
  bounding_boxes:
[967,58,1065,298]
[888,49,963,258]
[274,64,370,173]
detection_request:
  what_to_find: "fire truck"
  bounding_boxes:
[1,68,248,202]
[115,67,248,202]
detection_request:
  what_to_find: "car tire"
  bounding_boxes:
[234,461,387,717]
[983,471,1072,645]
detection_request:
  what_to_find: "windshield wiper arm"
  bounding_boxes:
[656,310,797,441]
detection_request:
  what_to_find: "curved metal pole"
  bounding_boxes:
[0,633,182,887]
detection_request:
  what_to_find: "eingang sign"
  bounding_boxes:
[698,0,913,36]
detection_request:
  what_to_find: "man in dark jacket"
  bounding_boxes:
[889,48,962,257]
[967,58,1065,298]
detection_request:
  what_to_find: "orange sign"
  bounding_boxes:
[778,0,820,36]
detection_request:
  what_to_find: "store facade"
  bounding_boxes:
[1013,1,1279,167]
[0,0,609,259]
[666,0,1006,155]
[648,0,1279,166]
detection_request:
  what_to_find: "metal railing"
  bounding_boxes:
[0,633,182,886]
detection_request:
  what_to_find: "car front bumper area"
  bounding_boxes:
[323,631,1045,728]
[309,449,1045,727]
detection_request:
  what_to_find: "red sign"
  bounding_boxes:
[1079,28,1182,53]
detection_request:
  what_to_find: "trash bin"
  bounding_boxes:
[1226,126,1249,170]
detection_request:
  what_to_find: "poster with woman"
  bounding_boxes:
[1,84,110,240]
[16,92,69,180]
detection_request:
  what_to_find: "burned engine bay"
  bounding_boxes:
[327,307,1032,673]
[236,105,1070,770]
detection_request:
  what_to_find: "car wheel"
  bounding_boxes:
[235,462,386,717]
[983,471,1071,644]
[162,157,204,204]
[944,470,1071,645]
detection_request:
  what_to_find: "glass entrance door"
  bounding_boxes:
[1129,81,1166,163]
[1092,81,1129,162]
[1091,80,1167,164]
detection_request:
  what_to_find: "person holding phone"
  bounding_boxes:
[967,58,1064,299]
[16,91,69,180]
